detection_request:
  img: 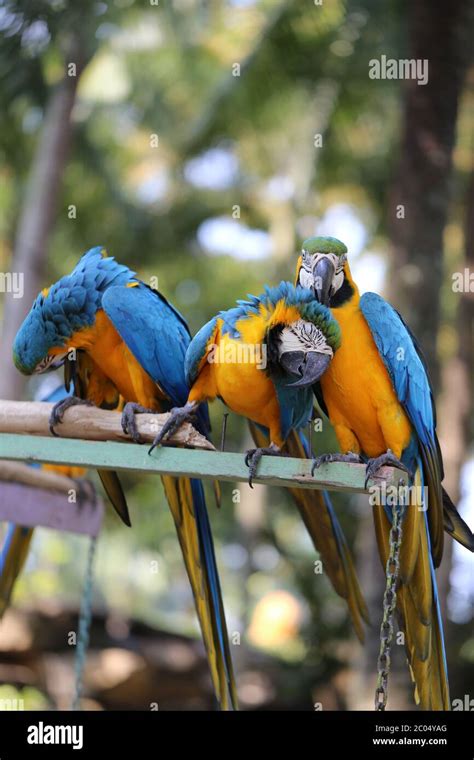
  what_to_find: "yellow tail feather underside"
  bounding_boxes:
[0,526,34,618]
[372,465,449,710]
[161,475,238,710]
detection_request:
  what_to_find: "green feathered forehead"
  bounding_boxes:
[301,236,347,257]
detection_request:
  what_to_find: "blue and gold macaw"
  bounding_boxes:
[295,235,474,710]
[12,246,236,710]
[152,281,369,640]
[0,382,92,618]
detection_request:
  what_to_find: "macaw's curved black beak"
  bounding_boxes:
[313,257,335,305]
[281,350,331,388]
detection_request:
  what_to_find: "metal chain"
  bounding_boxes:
[374,490,407,711]
[72,535,97,710]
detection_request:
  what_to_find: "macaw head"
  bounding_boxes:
[13,289,75,375]
[265,285,341,387]
[13,246,133,375]
[295,236,350,306]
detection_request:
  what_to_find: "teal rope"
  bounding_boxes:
[72,535,97,710]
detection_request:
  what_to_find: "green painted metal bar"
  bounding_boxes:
[0,433,406,493]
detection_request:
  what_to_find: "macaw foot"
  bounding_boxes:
[148,402,198,455]
[73,477,97,508]
[244,443,281,489]
[49,396,94,436]
[121,402,155,444]
[364,449,412,489]
[311,451,362,476]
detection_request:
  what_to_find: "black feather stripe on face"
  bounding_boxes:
[329,276,354,307]
[265,325,284,377]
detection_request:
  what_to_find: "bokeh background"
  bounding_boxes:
[0,0,472,710]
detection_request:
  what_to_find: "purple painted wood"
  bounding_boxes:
[0,482,104,537]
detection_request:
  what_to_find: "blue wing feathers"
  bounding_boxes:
[102,283,210,434]
[102,284,191,406]
[184,317,217,387]
[361,293,448,567]
[360,293,437,459]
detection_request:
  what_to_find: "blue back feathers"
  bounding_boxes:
[13,247,135,373]
[36,247,134,333]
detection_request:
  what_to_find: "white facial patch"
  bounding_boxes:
[34,354,55,374]
[300,250,347,296]
[299,251,315,290]
[34,352,67,374]
[278,319,333,358]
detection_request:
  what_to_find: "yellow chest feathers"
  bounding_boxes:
[207,316,276,412]
[320,303,412,455]
[63,310,163,408]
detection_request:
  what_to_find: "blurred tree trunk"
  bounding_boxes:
[0,41,85,400]
[437,168,474,619]
[456,168,474,449]
[387,0,472,389]
[355,0,472,709]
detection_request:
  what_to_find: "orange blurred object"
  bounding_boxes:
[248,590,303,649]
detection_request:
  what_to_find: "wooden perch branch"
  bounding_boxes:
[0,401,407,494]
[0,460,77,495]
[0,400,215,450]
